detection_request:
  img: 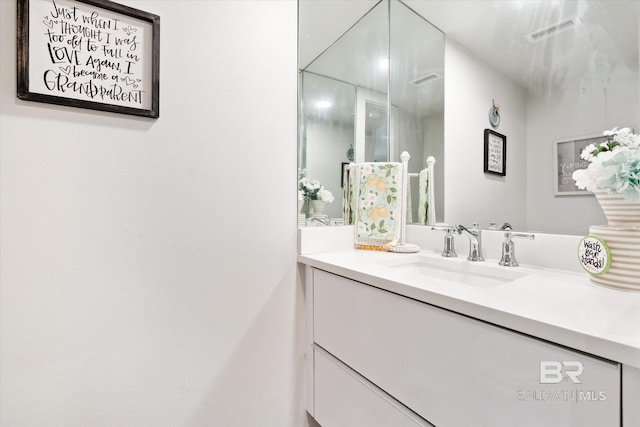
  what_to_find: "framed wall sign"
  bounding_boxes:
[554,134,607,195]
[341,162,349,188]
[17,0,160,118]
[484,129,506,176]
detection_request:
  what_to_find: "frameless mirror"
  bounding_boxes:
[389,0,445,223]
[299,0,639,236]
[405,0,639,235]
[298,0,446,225]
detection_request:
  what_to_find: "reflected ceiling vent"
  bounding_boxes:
[410,72,442,86]
[525,17,582,42]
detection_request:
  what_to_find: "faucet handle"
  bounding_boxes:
[431,225,459,257]
[504,231,535,241]
[499,231,535,267]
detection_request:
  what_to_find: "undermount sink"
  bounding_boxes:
[381,255,528,288]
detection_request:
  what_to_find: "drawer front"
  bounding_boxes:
[314,346,432,427]
[313,269,620,427]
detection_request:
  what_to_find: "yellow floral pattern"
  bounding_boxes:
[354,163,401,246]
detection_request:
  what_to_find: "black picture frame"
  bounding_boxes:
[17,0,160,118]
[341,162,349,187]
[484,129,506,176]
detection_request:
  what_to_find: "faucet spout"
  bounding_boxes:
[307,216,331,226]
[456,223,485,262]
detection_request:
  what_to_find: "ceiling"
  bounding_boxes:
[404,0,639,94]
[299,0,639,96]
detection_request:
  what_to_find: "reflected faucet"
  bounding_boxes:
[306,216,331,226]
[457,223,484,262]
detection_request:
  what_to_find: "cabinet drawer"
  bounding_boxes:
[314,346,432,427]
[313,269,620,427]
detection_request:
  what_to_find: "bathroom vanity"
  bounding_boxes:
[299,248,640,427]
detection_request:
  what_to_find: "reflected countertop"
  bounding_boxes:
[299,248,640,368]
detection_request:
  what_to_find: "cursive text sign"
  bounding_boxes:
[18,0,160,118]
[578,236,611,275]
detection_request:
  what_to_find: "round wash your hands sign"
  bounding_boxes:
[578,236,611,275]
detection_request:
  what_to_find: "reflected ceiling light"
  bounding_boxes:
[379,58,389,69]
[316,99,332,109]
[525,16,582,42]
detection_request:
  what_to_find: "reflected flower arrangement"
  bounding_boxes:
[572,127,640,202]
[298,169,334,203]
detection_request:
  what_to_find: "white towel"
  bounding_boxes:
[418,168,429,225]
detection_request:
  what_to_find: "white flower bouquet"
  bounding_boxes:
[298,169,334,203]
[572,127,640,202]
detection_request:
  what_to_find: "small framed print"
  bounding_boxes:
[484,129,506,176]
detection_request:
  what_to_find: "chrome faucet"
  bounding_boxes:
[431,225,460,257]
[306,216,331,226]
[499,223,535,267]
[457,223,484,261]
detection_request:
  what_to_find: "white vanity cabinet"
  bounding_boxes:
[307,268,622,427]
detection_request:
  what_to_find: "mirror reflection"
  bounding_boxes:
[298,0,446,225]
[298,0,639,236]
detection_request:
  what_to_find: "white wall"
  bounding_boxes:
[526,71,639,235]
[0,1,304,426]
[444,40,528,230]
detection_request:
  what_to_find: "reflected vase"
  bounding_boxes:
[310,200,327,217]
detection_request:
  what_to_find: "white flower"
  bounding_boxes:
[361,164,373,176]
[573,128,640,202]
[581,144,596,161]
[317,188,334,203]
[362,191,377,207]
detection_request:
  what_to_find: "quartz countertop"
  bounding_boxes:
[299,248,640,368]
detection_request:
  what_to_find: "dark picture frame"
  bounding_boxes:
[17,0,160,118]
[341,162,349,187]
[484,129,506,176]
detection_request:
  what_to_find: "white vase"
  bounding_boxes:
[310,200,327,216]
[594,190,640,226]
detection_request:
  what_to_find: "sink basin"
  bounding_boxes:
[381,255,528,288]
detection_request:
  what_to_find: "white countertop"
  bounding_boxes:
[299,248,640,368]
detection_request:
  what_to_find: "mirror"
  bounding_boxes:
[298,0,446,224]
[405,0,639,236]
[298,0,639,235]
